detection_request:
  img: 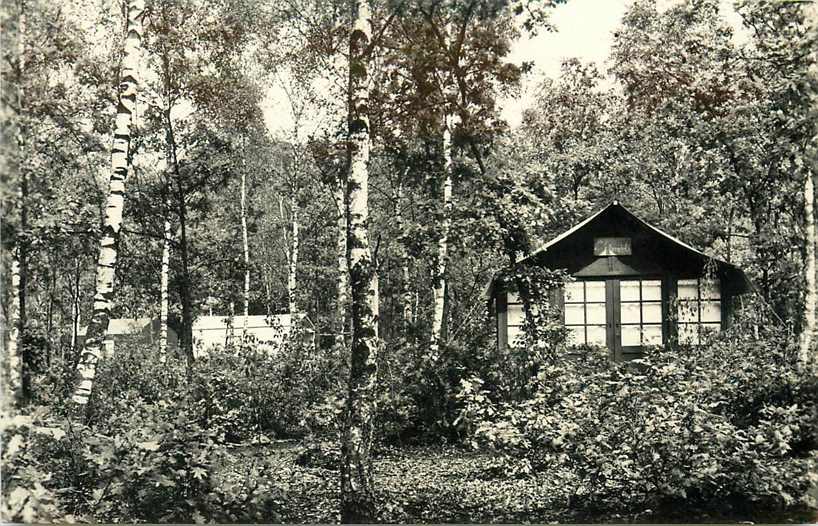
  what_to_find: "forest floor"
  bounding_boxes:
[214,440,817,524]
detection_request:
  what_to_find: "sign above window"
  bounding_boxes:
[594,237,632,256]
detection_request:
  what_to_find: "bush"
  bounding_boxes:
[2,333,339,524]
[456,327,818,515]
[1,397,285,523]
[86,334,341,442]
[1,408,75,523]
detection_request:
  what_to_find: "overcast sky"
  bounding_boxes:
[498,0,629,127]
[263,0,747,137]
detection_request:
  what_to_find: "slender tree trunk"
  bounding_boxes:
[6,0,30,406]
[159,195,171,361]
[71,257,80,355]
[804,2,818,373]
[241,151,250,332]
[431,115,453,359]
[161,79,192,367]
[726,205,734,263]
[801,171,816,365]
[7,251,22,404]
[159,53,173,360]
[395,181,412,328]
[18,164,29,402]
[73,0,145,407]
[288,196,299,315]
[341,1,379,521]
[46,264,55,367]
[176,179,194,368]
[334,179,349,347]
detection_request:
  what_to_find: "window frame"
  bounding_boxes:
[676,277,723,345]
[618,278,665,349]
[562,279,608,348]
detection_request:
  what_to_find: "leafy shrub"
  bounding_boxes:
[1,408,75,523]
[456,327,818,515]
[2,333,338,524]
[87,334,341,442]
[2,397,285,523]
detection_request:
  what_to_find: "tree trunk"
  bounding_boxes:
[6,0,30,407]
[73,0,145,408]
[801,171,816,365]
[176,178,194,369]
[288,196,299,315]
[396,180,412,329]
[161,79,193,368]
[7,250,23,404]
[334,179,349,347]
[431,115,453,359]
[241,151,250,333]
[71,257,80,357]
[341,0,379,522]
[46,263,55,368]
[18,162,29,403]
[159,196,171,361]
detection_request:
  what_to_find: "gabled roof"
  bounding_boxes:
[520,201,727,265]
[489,201,752,297]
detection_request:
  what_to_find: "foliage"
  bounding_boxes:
[2,336,340,523]
[87,336,341,442]
[457,326,818,514]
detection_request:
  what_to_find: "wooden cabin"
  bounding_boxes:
[489,202,752,360]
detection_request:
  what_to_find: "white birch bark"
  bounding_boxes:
[431,115,453,358]
[159,207,170,360]
[241,153,250,332]
[430,21,457,359]
[801,171,816,364]
[396,181,412,326]
[335,181,349,346]
[288,196,299,315]
[804,4,818,371]
[6,0,26,405]
[7,254,22,402]
[340,0,379,521]
[71,258,80,352]
[73,0,145,406]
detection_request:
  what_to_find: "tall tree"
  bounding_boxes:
[341,0,379,521]
[159,190,171,359]
[4,0,26,406]
[802,170,816,363]
[800,1,818,366]
[72,0,145,407]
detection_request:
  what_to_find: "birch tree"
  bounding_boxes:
[159,190,171,359]
[430,33,455,359]
[801,2,818,367]
[3,0,29,407]
[240,140,250,332]
[341,0,380,521]
[72,0,145,407]
[335,172,349,344]
[801,171,816,365]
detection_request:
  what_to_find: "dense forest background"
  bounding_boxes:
[1,0,818,523]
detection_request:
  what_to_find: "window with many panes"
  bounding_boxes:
[564,281,607,346]
[506,292,525,346]
[677,278,721,344]
[619,279,664,346]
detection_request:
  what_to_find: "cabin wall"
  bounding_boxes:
[495,275,734,354]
